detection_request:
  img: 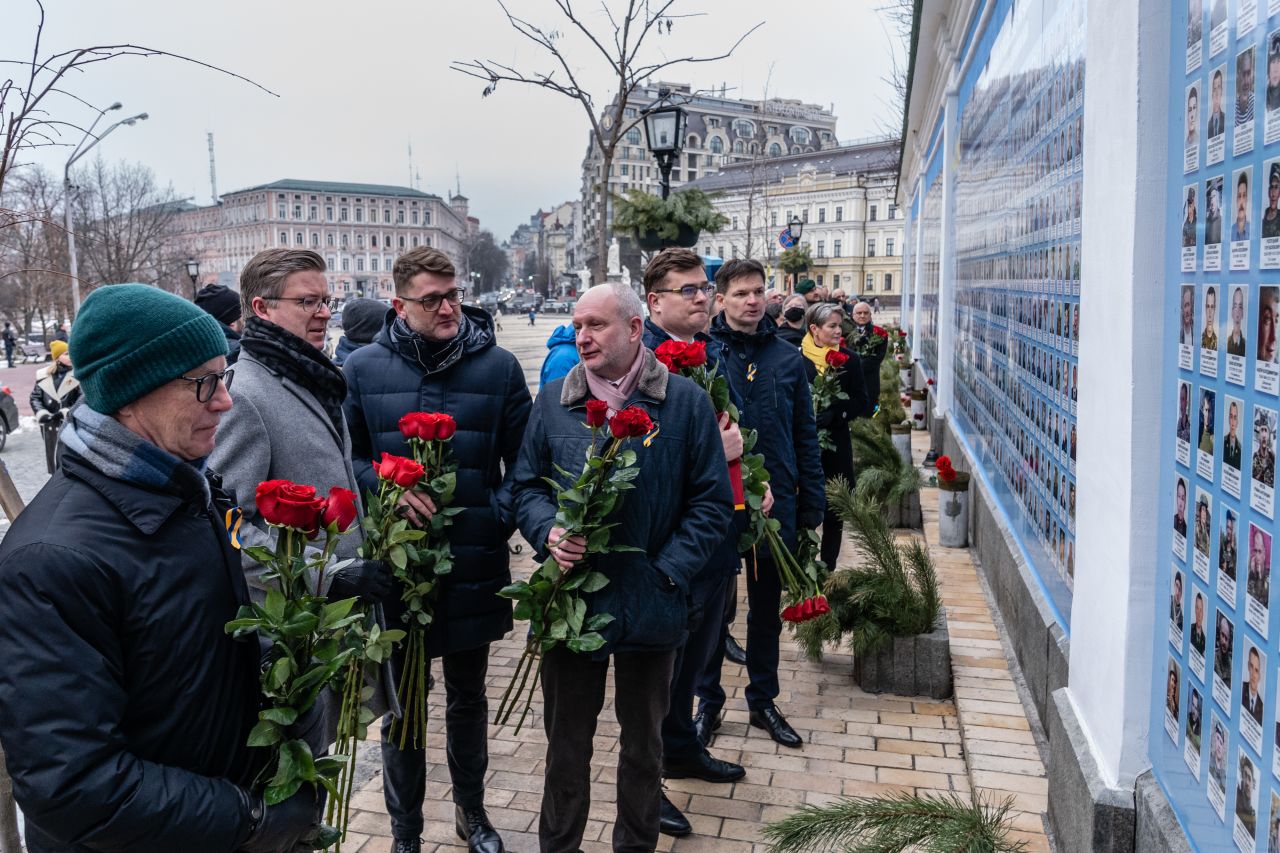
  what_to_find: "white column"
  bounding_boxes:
[911,176,925,337]
[934,90,959,418]
[1066,0,1170,788]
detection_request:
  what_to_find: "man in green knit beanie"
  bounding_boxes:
[0,283,322,852]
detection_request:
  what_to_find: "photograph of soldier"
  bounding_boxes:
[1227,286,1248,356]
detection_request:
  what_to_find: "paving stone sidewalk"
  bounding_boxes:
[337,446,1052,853]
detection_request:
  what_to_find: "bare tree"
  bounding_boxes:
[452,0,762,282]
[71,159,187,293]
[0,165,68,333]
[875,0,914,145]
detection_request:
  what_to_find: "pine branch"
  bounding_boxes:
[761,791,1027,853]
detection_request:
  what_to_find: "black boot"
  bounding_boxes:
[660,794,692,837]
[389,839,421,853]
[455,805,505,853]
[724,635,747,665]
[749,703,803,748]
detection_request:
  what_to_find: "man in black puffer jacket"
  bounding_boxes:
[706,258,825,750]
[343,248,532,853]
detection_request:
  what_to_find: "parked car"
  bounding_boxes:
[0,386,20,451]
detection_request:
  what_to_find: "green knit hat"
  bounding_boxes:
[72,284,228,414]
[796,278,817,294]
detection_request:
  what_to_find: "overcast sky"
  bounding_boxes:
[4,0,906,240]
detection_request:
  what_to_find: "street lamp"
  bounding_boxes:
[64,104,149,318]
[186,258,201,299]
[787,214,804,243]
[643,87,687,200]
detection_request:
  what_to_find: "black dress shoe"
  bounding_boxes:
[693,708,722,746]
[659,794,692,837]
[389,839,421,853]
[749,704,803,748]
[455,805,505,853]
[664,749,746,783]
[724,635,747,665]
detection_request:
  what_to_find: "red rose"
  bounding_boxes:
[927,378,935,386]
[825,350,849,368]
[813,595,830,616]
[374,453,425,489]
[608,406,654,439]
[435,414,457,440]
[321,486,358,532]
[399,412,439,441]
[873,326,888,339]
[256,479,326,536]
[654,340,685,374]
[585,399,609,428]
[678,341,707,369]
[781,605,799,623]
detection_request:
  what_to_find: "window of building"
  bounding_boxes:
[411,211,419,225]
[356,257,365,272]
[886,238,895,256]
[768,142,782,156]
[889,204,898,219]
[293,205,302,219]
[326,233,335,247]
[732,244,739,259]
[397,210,405,224]
[867,239,876,257]
[412,236,419,247]
[818,208,826,223]
[340,206,349,221]
[356,235,364,249]
[326,206,334,221]
[733,139,745,154]
[865,273,873,291]
[884,272,893,291]
[423,211,431,225]
[624,107,638,118]
[341,234,349,248]
[767,125,779,135]
[785,210,793,223]
[311,233,319,247]
[833,239,842,257]
[707,117,721,128]
[789,126,810,145]
[309,205,317,220]
[816,274,823,287]
[801,209,808,223]
[816,240,825,258]
[626,127,641,144]
[327,255,336,269]
[358,208,367,223]
[869,204,878,221]
[718,245,726,258]
[731,216,738,230]
[709,137,723,154]
[835,206,843,222]
[384,209,391,223]
[621,163,629,176]
[734,119,755,136]
[342,258,350,271]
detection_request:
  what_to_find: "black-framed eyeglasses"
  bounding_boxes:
[180,368,234,403]
[401,288,465,312]
[652,283,715,300]
[265,295,339,314]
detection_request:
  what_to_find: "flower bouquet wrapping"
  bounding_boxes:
[226,481,387,850]
[811,349,850,452]
[495,402,653,733]
[362,412,462,750]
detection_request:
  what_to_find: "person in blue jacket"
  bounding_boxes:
[539,322,579,389]
[704,258,824,750]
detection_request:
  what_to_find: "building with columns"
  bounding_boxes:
[174,179,475,299]
[686,139,903,301]
[578,82,839,272]
[900,0,1280,850]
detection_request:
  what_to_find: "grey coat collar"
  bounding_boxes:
[560,347,669,408]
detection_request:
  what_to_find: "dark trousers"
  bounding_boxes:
[696,572,739,715]
[539,645,675,853]
[381,643,491,840]
[820,510,843,570]
[742,552,782,710]
[662,571,731,762]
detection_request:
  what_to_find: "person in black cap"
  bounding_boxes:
[332,297,388,366]
[1268,35,1280,113]
[1263,164,1280,239]
[195,283,244,363]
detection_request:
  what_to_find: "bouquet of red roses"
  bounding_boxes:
[361,413,462,750]
[811,349,850,452]
[849,324,890,359]
[226,481,393,851]
[936,454,957,483]
[495,402,652,733]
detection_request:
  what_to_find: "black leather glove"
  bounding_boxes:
[326,558,394,604]
[239,786,318,853]
[798,510,824,530]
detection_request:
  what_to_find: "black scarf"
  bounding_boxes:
[388,312,478,376]
[240,317,347,441]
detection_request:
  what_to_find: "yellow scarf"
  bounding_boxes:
[801,332,832,374]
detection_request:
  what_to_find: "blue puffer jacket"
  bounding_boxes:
[512,349,734,656]
[342,307,533,657]
[710,312,825,546]
[539,324,579,389]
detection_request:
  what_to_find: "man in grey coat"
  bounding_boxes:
[209,248,399,729]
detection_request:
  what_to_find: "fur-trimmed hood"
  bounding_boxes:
[558,346,669,408]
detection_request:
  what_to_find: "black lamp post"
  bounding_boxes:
[643,87,688,200]
[786,215,806,290]
[185,257,200,299]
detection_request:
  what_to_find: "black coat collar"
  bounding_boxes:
[60,450,191,535]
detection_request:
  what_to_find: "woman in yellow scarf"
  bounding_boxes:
[800,303,872,568]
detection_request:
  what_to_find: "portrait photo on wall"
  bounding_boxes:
[1227,285,1249,384]
[1181,285,1197,370]
[1198,386,1218,480]
[1176,473,1191,563]
[1236,44,1257,155]
[1258,286,1279,393]
[1231,171,1252,270]
[1192,586,1209,677]
[1185,185,1200,271]
[1204,177,1225,271]
[1214,607,1234,710]
[1208,712,1229,819]
[1225,395,1246,498]
[1241,639,1267,753]
[1189,0,1204,72]
[1219,505,1240,604]
[1187,684,1205,777]
[1266,30,1280,146]
[1178,379,1194,468]
[1235,749,1260,848]
[1194,489,1213,579]
[1172,568,1187,640]
[1247,523,1273,621]
[1251,404,1277,517]
[1188,80,1202,173]
[1208,65,1227,164]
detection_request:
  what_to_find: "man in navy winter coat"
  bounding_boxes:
[512,282,733,853]
[343,248,532,853]
[704,258,824,749]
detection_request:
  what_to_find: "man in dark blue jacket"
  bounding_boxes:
[706,258,825,748]
[640,248,768,838]
[343,248,532,853]
[513,282,733,853]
